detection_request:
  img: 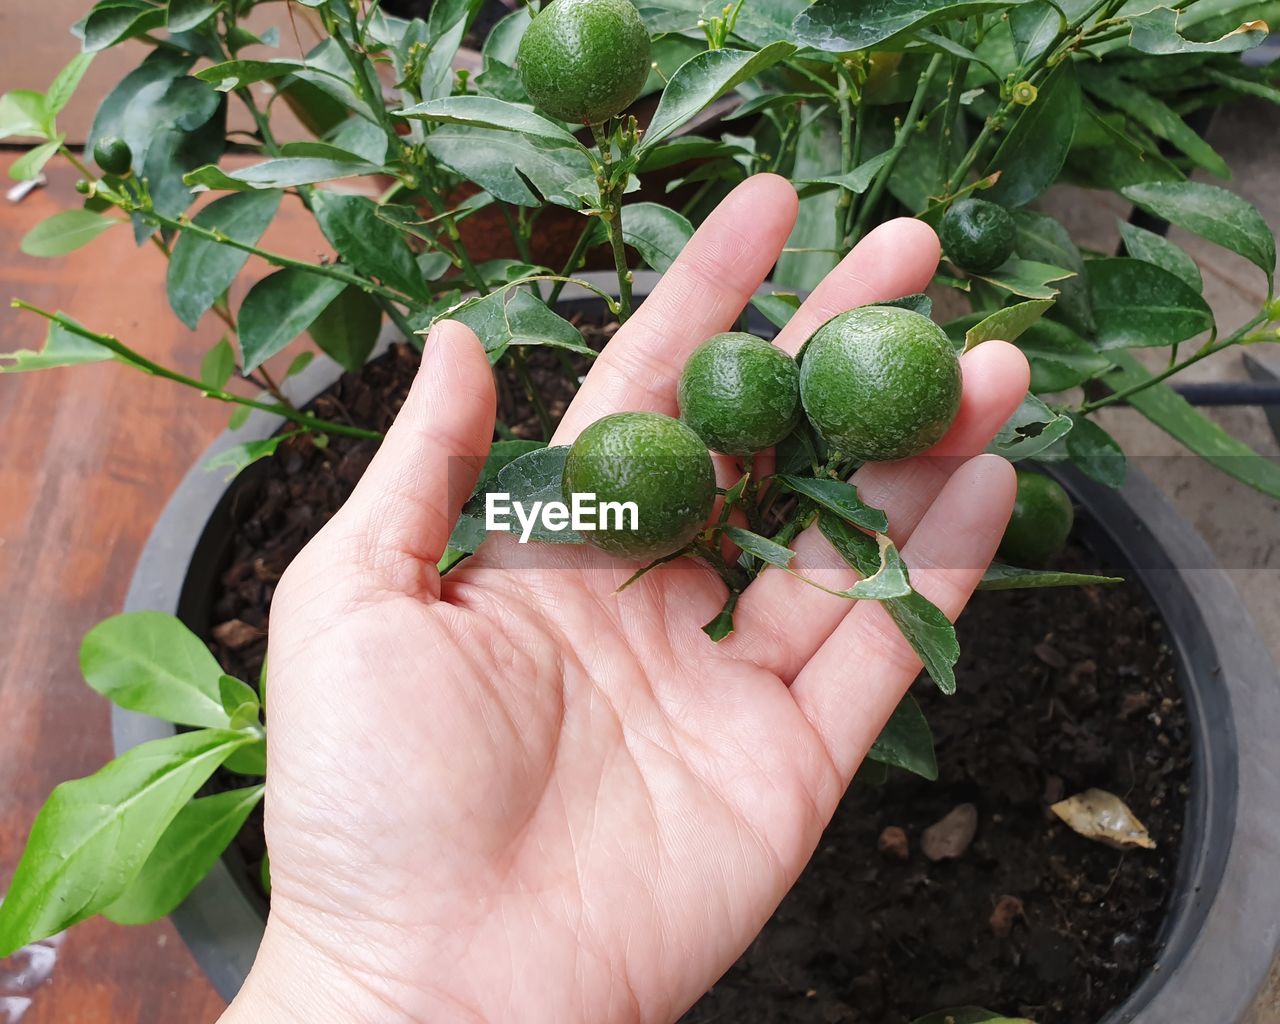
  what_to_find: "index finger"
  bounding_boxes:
[551,173,799,445]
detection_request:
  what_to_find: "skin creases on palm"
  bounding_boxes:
[221,175,1028,1024]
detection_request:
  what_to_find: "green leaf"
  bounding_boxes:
[1011,209,1094,333]
[20,209,119,257]
[988,393,1073,460]
[0,729,253,954]
[879,293,934,318]
[1117,221,1202,292]
[750,291,802,330]
[309,286,381,372]
[979,562,1123,590]
[848,535,913,600]
[1086,257,1214,351]
[913,1008,1036,1024]
[448,289,593,363]
[1009,1,1062,65]
[285,351,315,378]
[0,90,51,141]
[774,112,841,289]
[238,269,346,373]
[985,63,1081,207]
[80,611,230,728]
[103,784,263,926]
[461,446,583,545]
[0,317,116,374]
[199,336,235,390]
[47,53,95,117]
[423,123,593,208]
[1016,320,1110,393]
[620,202,693,273]
[195,59,319,91]
[793,150,893,198]
[327,116,389,165]
[218,675,260,728]
[774,475,888,533]
[1104,350,1280,499]
[81,0,167,52]
[311,191,427,302]
[1064,413,1126,487]
[1127,6,1268,55]
[167,190,282,329]
[793,0,1034,51]
[203,433,295,481]
[640,42,797,152]
[1122,181,1275,283]
[972,258,1074,299]
[447,440,548,556]
[702,596,737,642]
[724,526,797,569]
[964,299,1054,351]
[868,694,937,780]
[185,155,382,191]
[1081,70,1229,178]
[818,515,960,693]
[168,0,220,31]
[394,95,583,149]
[87,51,191,155]
[9,138,65,181]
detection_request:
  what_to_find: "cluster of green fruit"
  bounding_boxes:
[562,306,964,561]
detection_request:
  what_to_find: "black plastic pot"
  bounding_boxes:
[115,273,1280,1021]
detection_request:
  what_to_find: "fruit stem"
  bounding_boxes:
[693,538,750,593]
[591,122,634,322]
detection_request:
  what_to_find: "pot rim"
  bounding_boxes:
[116,272,1280,1020]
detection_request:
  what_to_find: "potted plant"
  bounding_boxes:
[2,0,1279,1020]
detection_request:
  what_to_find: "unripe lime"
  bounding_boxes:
[939,198,1015,274]
[563,412,714,560]
[799,306,962,462]
[999,471,1074,565]
[517,0,651,125]
[93,135,133,176]
[677,332,800,456]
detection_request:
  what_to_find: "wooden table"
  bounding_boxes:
[0,155,321,1023]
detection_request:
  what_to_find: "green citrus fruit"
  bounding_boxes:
[999,471,1074,565]
[939,198,1015,274]
[677,332,801,456]
[517,0,651,125]
[563,412,714,560]
[93,135,133,176]
[798,306,962,462]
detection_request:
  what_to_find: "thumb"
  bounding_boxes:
[328,319,495,597]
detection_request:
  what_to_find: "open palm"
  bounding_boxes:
[224,175,1029,1024]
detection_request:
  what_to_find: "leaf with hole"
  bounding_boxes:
[987,393,1073,460]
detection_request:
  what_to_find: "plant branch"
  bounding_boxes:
[591,122,633,322]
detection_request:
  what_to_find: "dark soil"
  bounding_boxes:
[199,339,1191,1024]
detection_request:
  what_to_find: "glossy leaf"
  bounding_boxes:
[185,155,382,191]
[0,318,115,373]
[848,535,913,600]
[913,1008,1035,1024]
[964,299,1054,351]
[985,63,1081,207]
[203,434,295,481]
[447,440,548,556]
[238,269,346,373]
[199,336,235,390]
[1011,209,1093,332]
[448,289,593,363]
[1105,351,1280,499]
[819,515,959,693]
[395,95,582,149]
[1122,181,1275,282]
[793,0,1033,51]
[81,0,167,52]
[424,124,592,208]
[750,292,802,330]
[972,259,1075,299]
[1009,1,1061,64]
[309,286,382,372]
[461,446,583,545]
[1017,320,1110,393]
[168,0,220,31]
[47,54,95,117]
[10,138,64,182]
[1117,221,1202,292]
[640,42,797,151]
[0,728,253,955]
[86,51,191,156]
[1086,257,1213,350]
[311,191,427,302]
[620,202,693,273]
[80,611,230,728]
[1065,413,1127,488]
[979,562,1122,590]
[793,150,892,197]
[774,475,888,533]
[167,190,282,329]
[0,90,51,141]
[20,210,119,257]
[725,526,797,569]
[868,694,937,780]
[104,785,264,925]
[988,393,1073,460]
[1127,6,1267,55]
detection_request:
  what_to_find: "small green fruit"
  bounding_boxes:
[563,412,714,560]
[939,198,1016,274]
[517,0,651,125]
[677,332,800,456]
[999,471,1074,565]
[93,135,133,177]
[74,178,91,195]
[799,306,962,462]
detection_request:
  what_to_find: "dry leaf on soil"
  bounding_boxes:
[1050,788,1155,850]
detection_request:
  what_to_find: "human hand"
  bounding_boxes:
[220,175,1030,1024]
